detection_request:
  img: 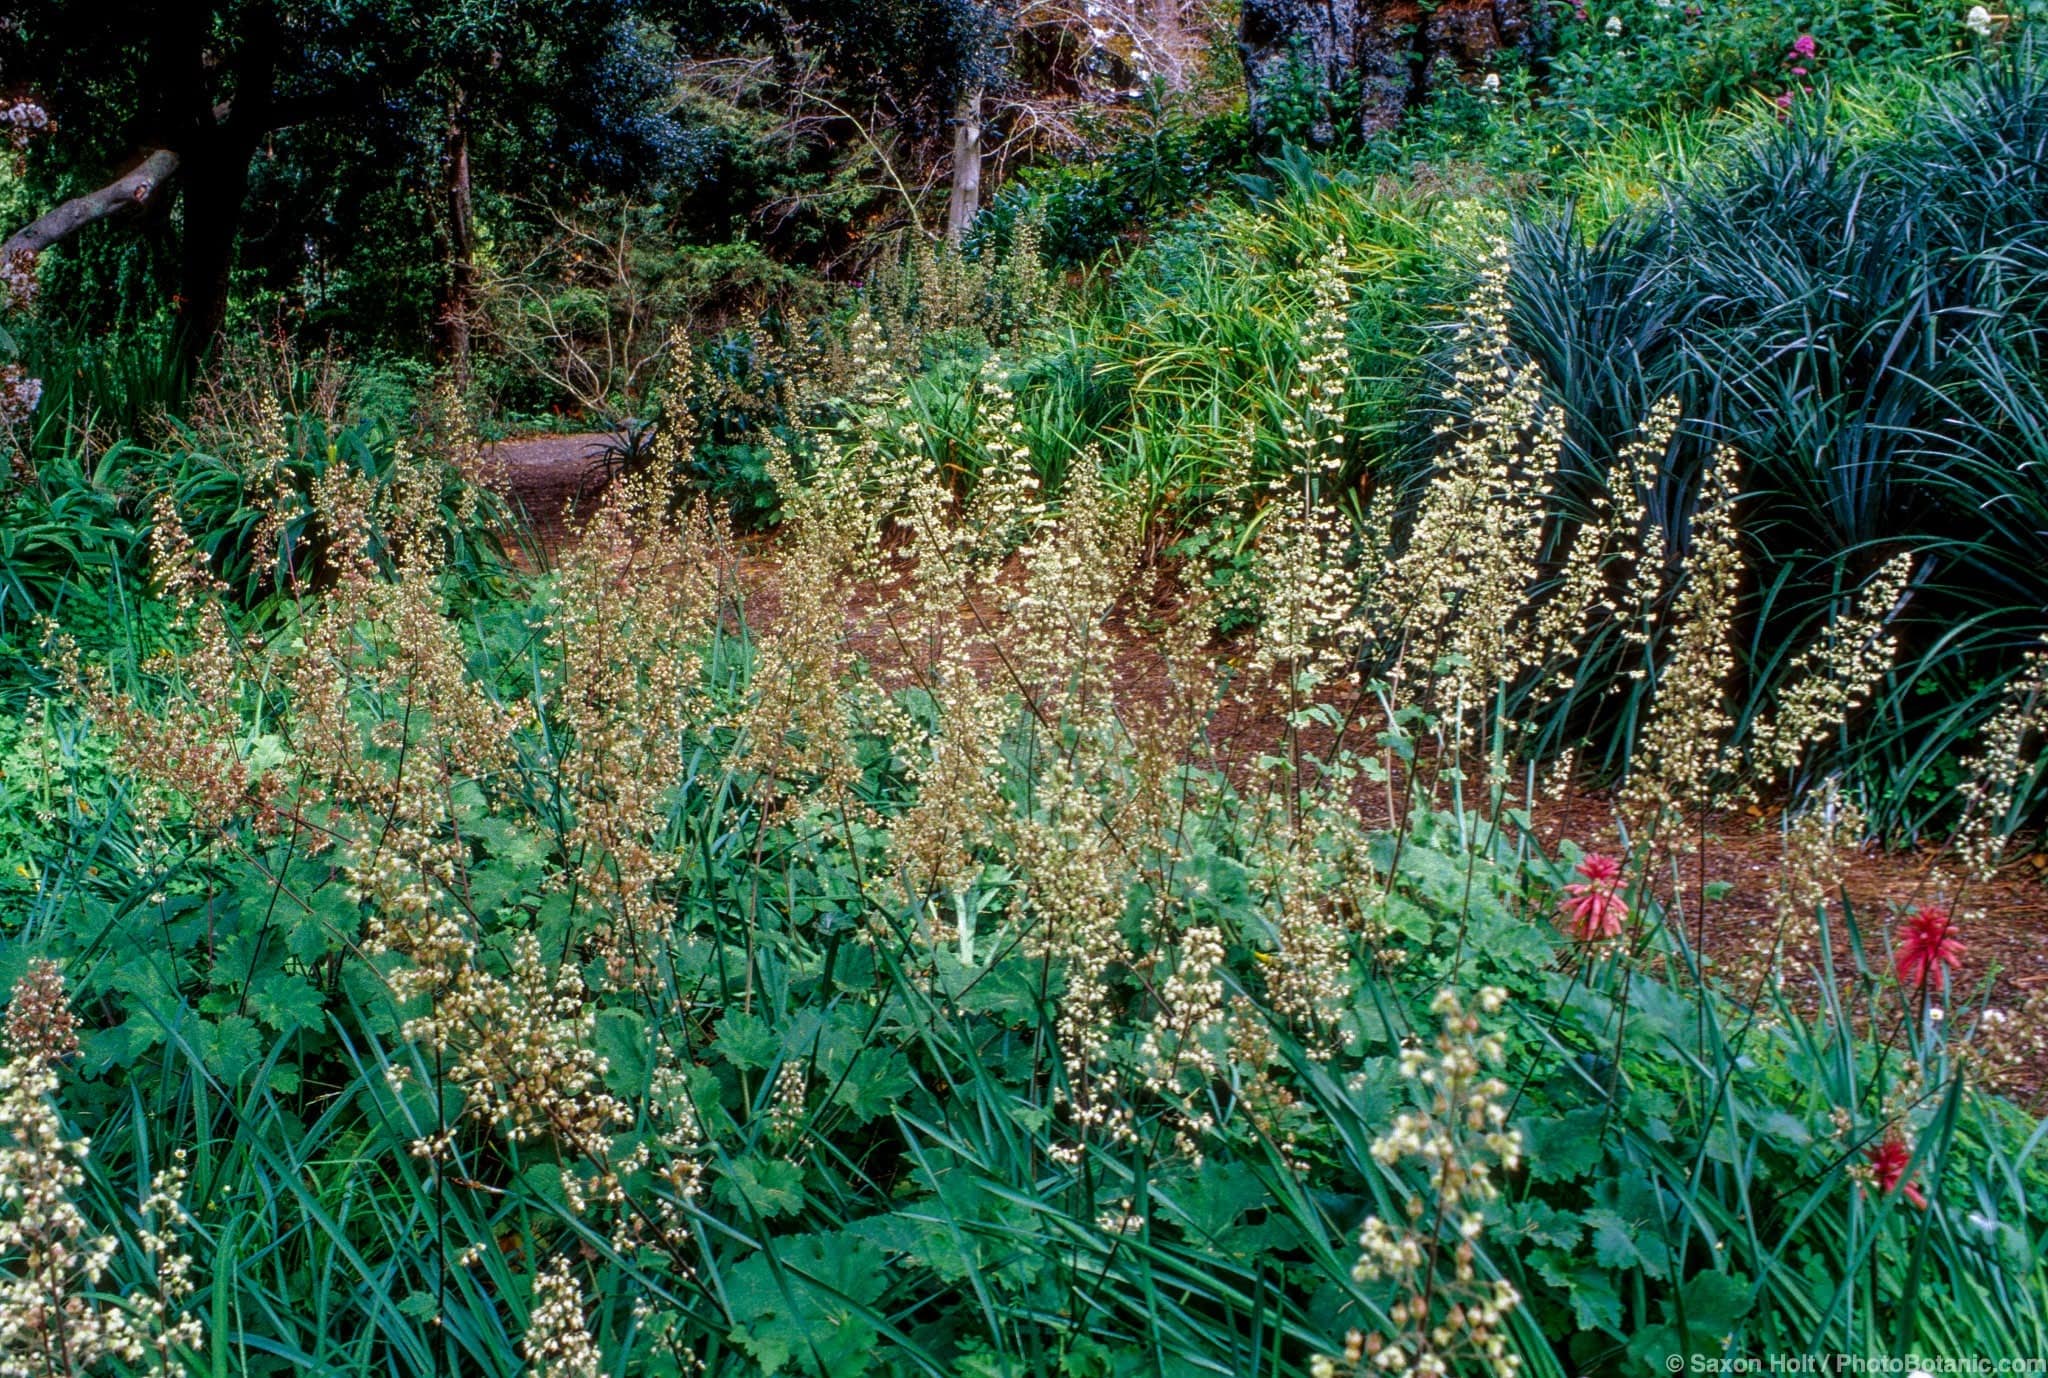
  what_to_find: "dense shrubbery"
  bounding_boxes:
[1536,0,1950,136]
[970,108,1255,267]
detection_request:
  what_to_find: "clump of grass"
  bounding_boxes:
[1497,42,2048,837]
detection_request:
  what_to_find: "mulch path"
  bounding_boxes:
[491,442,2048,1100]
[488,432,613,563]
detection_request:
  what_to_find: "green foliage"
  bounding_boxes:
[973,111,1254,268]
[12,321,192,444]
[1255,43,1372,155]
[1489,43,2048,834]
[0,404,507,642]
[1003,147,1453,533]
[2,422,2040,1372]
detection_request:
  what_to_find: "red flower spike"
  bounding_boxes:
[1895,904,1963,989]
[1868,1135,1928,1210]
[1560,852,1628,942]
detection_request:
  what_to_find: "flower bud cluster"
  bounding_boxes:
[1321,988,1524,1378]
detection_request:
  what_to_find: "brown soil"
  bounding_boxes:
[497,447,2048,1097]
[488,432,613,563]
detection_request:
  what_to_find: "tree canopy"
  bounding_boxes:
[2,0,694,360]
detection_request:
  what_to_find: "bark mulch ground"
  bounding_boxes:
[488,431,612,563]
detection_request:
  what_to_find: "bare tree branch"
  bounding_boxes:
[3,148,182,259]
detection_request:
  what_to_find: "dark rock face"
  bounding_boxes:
[1240,0,1537,142]
[1239,0,1358,145]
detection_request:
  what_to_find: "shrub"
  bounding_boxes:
[970,110,1253,267]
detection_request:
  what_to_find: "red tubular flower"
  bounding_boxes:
[1895,904,1963,989]
[1868,1135,1928,1209]
[1576,853,1621,883]
[1560,853,1628,942]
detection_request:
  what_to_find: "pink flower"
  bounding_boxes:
[1790,32,1818,58]
[1868,1135,1928,1209]
[1790,65,1809,75]
[1895,904,1963,989]
[1560,853,1628,942]
[1576,853,1621,884]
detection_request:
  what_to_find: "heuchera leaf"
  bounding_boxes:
[1664,1269,1754,1344]
[593,1007,650,1096]
[1521,1106,1607,1182]
[715,1011,781,1070]
[198,1014,262,1081]
[831,1047,913,1123]
[247,971,326,1034]
[716,1153,806,1218]
[726,1230,890,1375]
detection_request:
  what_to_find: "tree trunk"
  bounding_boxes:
[170,14,277,372]
[431,93,477,382]
[1240,0,1536,143]
[946,87,984,247]
[173,128,260,368]
[1,150,184,260]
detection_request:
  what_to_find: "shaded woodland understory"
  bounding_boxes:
[3,2,2048,1376]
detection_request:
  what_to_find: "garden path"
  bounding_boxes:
[488,431,611,560]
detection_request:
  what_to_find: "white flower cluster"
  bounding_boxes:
[767,1061,809,1142]
[523,1256,604,1378]
[1951,634,2048,881]
[0,101,46,151]
[1379,238,1567,734]
[1282,243,1354,484]
[1317,988,1525,1378]
[0,964,203,1376]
